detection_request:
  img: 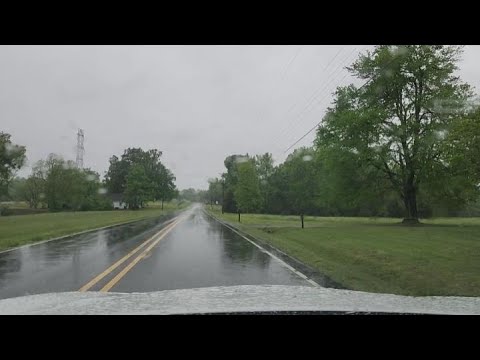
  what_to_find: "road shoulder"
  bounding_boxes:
[204,208,345,289]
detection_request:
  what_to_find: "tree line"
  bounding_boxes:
[104,148,177,209]
[0,135,178,213]
[178,188,208,203]
[207,46,480,224]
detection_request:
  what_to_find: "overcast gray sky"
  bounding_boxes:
[2,45,480,190]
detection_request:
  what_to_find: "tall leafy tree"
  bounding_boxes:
[32,154,110,211]
[207,178,223,208]
[314,145,395,217]
[265,165,289,214]
[104,155,128,194]
[424,106,480,213]
[222,154,249,213]
[24,176,45,209]
[79,169,112,211]
[317,45,473,222]
[255,153,274,212]
[23,159,48,209]
[156,165,177,209]
[234,160,261,221]
[124,164,153,209]
[0,132,26,197]
[44,154,73,210]
[281,148,319,228]
[105,147,177,208]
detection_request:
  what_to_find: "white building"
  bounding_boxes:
[110,193,128,209]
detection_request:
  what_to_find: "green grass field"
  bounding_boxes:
[207,206,480,297]
[0,201,189,252]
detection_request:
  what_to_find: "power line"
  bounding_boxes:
[283,121,319,154]
[270,49,357,158]
[283,75,364,154]
[287,73,349,143]
[269,47,347,152]
[280,46,303,80]
[283,46,399,154]
[254,46,304,125]
[276,47,351,138]
[276,47,358,139]
[275,62,352,144]
[282,72,350,153]
[274,47,360,147]
[324,46,344,70]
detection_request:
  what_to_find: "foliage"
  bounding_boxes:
[254,153,274,212]
[207,178,223,206]
[179,188,207,202]
[234,159,261,213]
[0,132,26,197]
[221,154,249,212]
[24,154,111,211]
[213,47,480,220]
[316,45,475,220]
[124,164,153,209]
[105,148,177,208]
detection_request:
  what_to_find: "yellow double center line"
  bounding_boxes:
[78,216,184,293]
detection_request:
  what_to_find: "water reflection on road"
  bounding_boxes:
[0,206,309,300]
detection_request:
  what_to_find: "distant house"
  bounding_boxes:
[110,193,128,209]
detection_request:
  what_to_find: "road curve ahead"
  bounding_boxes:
[0,205,310,300]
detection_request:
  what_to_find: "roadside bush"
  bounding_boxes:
[0,206,13,216]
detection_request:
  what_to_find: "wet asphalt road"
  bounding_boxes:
[0,205,310,299]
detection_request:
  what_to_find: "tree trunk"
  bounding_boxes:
[238,211,241,222]
[300,213,304,229]
[402,181,419,224]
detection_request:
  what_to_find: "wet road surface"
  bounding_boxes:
[0,205,310,299]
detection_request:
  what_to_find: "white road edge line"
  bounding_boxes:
[204,210,320,288]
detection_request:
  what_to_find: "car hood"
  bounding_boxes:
[0,285,479,314]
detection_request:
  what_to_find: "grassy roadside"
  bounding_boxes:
[206,205,480,297]
[0,201,189,252]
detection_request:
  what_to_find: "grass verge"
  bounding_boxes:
[206,205,480,297]
[0,201,189,252]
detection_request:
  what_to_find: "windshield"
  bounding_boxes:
[1,45,480,315]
